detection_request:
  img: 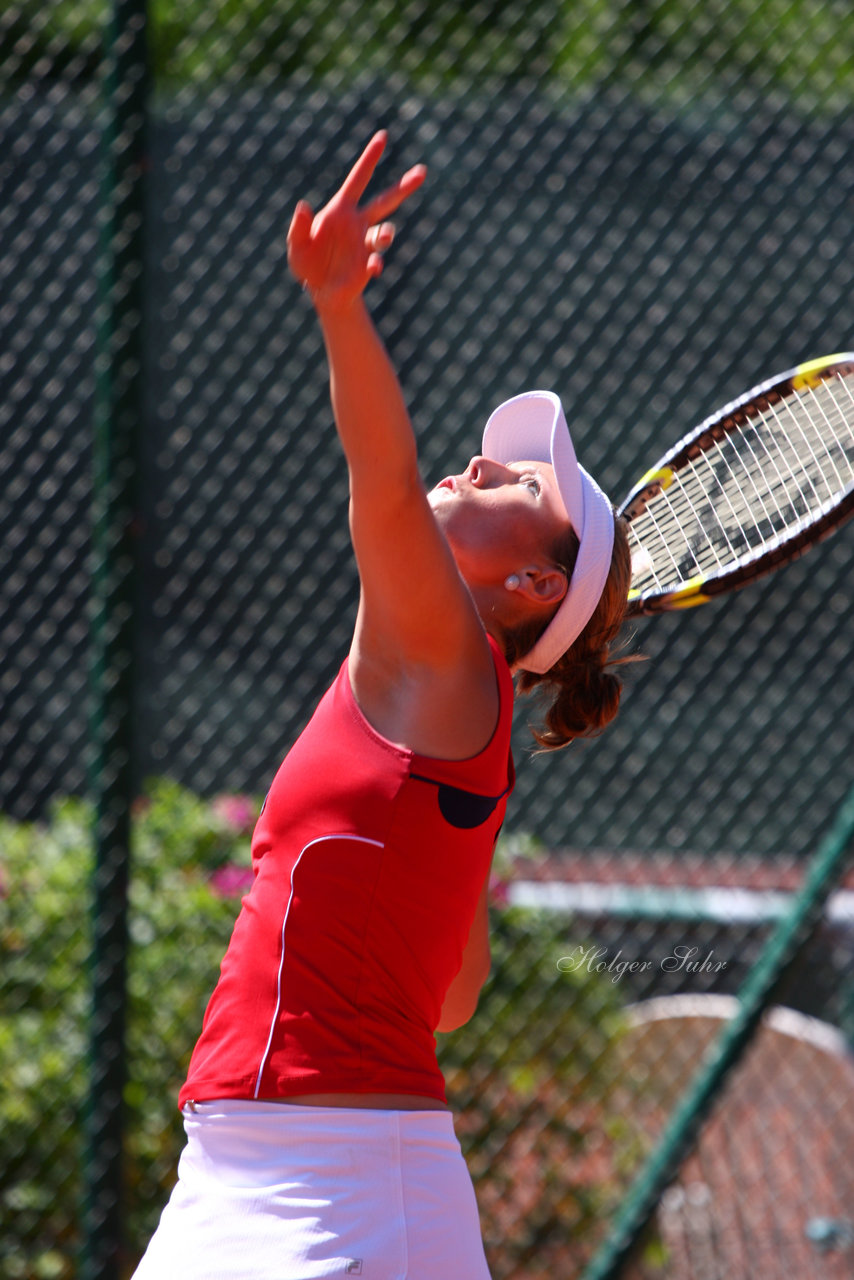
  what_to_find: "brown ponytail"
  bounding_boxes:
[503,515,634,750]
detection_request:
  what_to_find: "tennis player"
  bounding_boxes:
[132,131,631,1280]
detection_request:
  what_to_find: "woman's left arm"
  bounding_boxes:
[435,873,492,1033]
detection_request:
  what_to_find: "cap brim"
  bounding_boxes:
[483,391,585,537]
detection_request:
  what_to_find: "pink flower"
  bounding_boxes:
[489,874,510,907]
[213,795,257,835]
[210,864,255,898]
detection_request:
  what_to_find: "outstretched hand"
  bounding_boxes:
[287,131,427,312]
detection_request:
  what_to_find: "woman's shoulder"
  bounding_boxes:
[348,625,511,762]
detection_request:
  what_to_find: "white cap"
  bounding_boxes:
[482,391,615,675]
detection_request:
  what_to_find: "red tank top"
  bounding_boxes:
[179,637,515,1107]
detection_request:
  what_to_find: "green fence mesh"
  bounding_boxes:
[2,1,853,1277]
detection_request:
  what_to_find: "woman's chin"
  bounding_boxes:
[427,486,454,513]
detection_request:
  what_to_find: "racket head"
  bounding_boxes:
[620,354,854,617]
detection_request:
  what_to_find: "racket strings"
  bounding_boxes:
[629,371,854,594]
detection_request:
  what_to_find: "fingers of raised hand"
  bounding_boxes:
[287,199,314,241]
[364,164,428,224]
[339,130,388,204]
[365,222,395,253]
[286,199,315,271]
[362,222,395,281]
[288,137,425,299]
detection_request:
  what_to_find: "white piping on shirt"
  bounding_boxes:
[253,832,385,1099]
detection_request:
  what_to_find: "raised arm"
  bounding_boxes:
[287,133,498,757]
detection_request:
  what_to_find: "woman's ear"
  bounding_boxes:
[513,565,567,608]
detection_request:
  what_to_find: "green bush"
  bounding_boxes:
[3,0,850,107]
[1,783,640,1278]
[0,782,256,1280]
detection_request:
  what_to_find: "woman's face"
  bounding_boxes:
[427,456,572,587]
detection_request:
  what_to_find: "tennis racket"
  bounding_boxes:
[620,353,854,616]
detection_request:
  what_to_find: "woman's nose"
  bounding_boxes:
[466,456,509,488]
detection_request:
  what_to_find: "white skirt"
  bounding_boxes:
[132,1100,491,1280]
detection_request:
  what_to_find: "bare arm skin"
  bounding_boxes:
[436,870,492,1033]
[287,132,499,760]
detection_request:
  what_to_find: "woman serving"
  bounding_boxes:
[133,131,631,1280]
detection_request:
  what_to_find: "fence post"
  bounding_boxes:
[83,0,149,1276]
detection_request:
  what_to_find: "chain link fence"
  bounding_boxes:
[2,1,853,1277]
